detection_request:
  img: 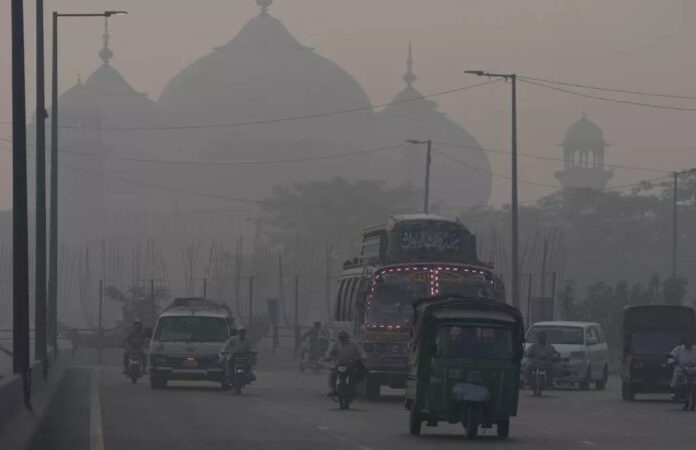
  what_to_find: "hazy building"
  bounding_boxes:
[156,0,376,210]
[374,43,492,208]
[41,19,157,243]
[555,114,613,191]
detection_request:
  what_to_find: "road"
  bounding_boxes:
[27,355,696,450]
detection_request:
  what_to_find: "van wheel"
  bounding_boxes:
[579,368,591,390]
[497,420,510,438]
[364,378,381,400]
[621,381,634,401]
[409,406,422,436]
[595,366,608,390]
[150,375,166,389]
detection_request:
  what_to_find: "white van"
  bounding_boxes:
[148,298,236,389]
[524,321,609,390]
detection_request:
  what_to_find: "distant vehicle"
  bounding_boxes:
[523,321,609,390]
[333,214,504,399]
[148,298,237,390]
[621,305,695,401]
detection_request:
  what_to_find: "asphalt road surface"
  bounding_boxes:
[28,359,696,450]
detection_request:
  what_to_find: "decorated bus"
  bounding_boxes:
[333,214,505,399]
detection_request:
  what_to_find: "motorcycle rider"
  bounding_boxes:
[301,321,329,362]
[326,331,367,396]
[220,328,255,376]
[525,331,560,387]
[670,335,696,398]
[122,320,147,375]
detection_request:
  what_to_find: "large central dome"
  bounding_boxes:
[158,4,373,146]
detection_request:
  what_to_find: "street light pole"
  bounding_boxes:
[672,171,678,279]
[465,71,519,308]
[35,0,48,366]
[48,10,128,354]
[406,139,433,214]
[12,0,31,386]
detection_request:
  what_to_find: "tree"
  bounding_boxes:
[662,277,687,305]
[256,177,422,244]
[104,285,169,330]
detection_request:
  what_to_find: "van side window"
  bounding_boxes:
[347,278,359,320]
[335,279,347,321]
[587,327,598,344]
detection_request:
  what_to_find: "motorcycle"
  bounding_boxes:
[127,349,145,384]
[332,359,365,410]
[300,337,329,374]
[529,354,559,396]
[679,365,696,411]
[223,351,257,394]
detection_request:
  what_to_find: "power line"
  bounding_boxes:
[0,145,343,211]
[431,148,560,189]
[0,137,403,166]
[519,75,696,100]
[432,140,672,174]
[519,78,696,112]
[0,79,500,131]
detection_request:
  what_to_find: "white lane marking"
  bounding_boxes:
[357,446,373,450]
[89,368,105,450]
[579,441,597,446]
[334,435,348,441]
[317,426,331,431]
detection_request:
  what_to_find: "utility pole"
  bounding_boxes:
[35,0,48,369]
[98,279,103,364]
[325,244,332,323]
[12,0,31,397]
[406,139,433,214]
[203,277,208,298]
[672,171,678,279]
[294,274,299,356]
[48,11,58,355]
[248,276,254,328]
[526,274,533,325]
[465,71,519,308]
[48,10,128,356]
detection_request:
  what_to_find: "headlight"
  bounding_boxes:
[570,351,587,359]
[337,366,348,373]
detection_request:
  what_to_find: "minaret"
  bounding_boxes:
[98,16,114,65]
[403,41,416,87]
[257,0,273,14]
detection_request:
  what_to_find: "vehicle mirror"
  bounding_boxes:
[587,336,598,345]
[144,327,153,339]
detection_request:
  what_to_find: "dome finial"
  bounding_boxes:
[98,16,114,65]
[403,41,416,87]
[257,0,273,14]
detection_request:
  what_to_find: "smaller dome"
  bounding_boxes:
[564,114,605,146]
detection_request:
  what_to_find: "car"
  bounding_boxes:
[523,321,609,390]
[148,298,237,389]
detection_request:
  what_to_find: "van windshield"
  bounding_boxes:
[527,326,584,345]
[154,316,229,343]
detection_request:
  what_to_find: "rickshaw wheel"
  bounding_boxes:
[409,407,422,436]
[465,423,479,439]
[497,420,510,438]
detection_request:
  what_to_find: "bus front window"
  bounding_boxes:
[367,271,429,326]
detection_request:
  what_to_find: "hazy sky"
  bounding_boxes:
[1,0,695,210]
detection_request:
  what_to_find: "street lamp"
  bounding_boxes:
[406,139,433,214]
[48,10,127,353]
[464,70,520,308]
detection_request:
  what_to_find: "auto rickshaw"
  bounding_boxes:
[621,305,695,400]
[405,296,524,439]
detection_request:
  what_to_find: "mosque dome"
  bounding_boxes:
[563,114,605,147]
[157,1,373,146]
[374,43,492,208]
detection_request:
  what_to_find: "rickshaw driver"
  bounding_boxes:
[525,331,560,385]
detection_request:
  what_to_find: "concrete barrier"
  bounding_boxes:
[0,349,69,450]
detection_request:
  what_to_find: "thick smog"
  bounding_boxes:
[2,1,696,449]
